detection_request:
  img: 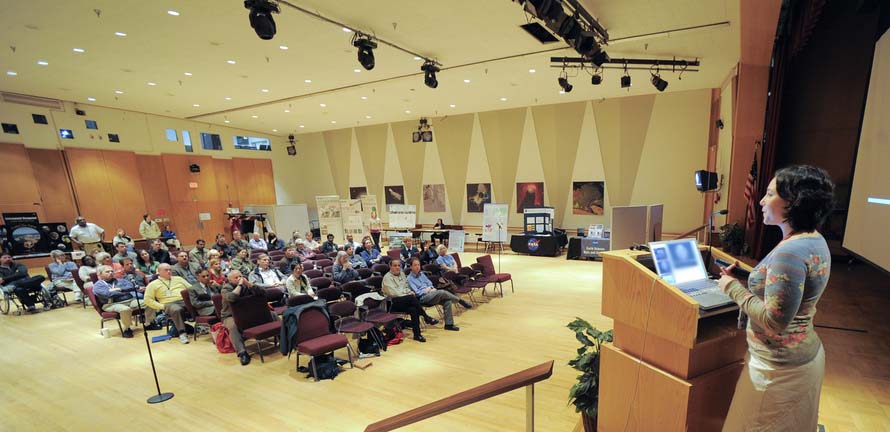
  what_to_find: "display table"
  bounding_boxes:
[509,235,561,257]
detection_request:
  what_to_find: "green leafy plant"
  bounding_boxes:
[567,317,614,419]
[719,222,745,255]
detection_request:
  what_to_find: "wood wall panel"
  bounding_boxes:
[26,149,78,224]
[212,158,239,206]
[161,154,216,203]
[0,143,44,220]
[231,158,275,206]
[66,148,116,233]
[136,155,173,220]
[100,150,148,236]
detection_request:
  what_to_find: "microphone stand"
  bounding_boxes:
[496,222,503,275]
[705,209,728,276]
[132,288,174,404]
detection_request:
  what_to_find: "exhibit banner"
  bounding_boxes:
[482,203,509,242]
[315,195,344,241]
[341,199,368,240]
[448,230,465,252]
[360,194,378,232]
[388,204,417,229]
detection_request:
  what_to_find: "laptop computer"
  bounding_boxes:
[648,238,734,310]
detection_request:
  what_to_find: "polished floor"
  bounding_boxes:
[0,251,887,431]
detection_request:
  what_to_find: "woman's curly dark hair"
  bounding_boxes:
[774,165,835,232]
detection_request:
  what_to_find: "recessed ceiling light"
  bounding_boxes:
[37,60,48,66]
[224,120,230,123]
[251,115,259,119]
[167,10,180,16]
[299,125,305,128]
[6,71,17,76]
[331,120,337,124]
[73,48,85,53]
[114,32,127,37]
[449,104,456,108]
[500,97,508,101]
[279,45,288,50]
[227,60,236,64]
[114,90,124,94]
[184,72,192,76]
[365,115,372,119]
[304,79,312,83]
[272,129,278,132]
[193,104,200,107]
[353,68,361,73]
[224,96,232,100]
[413,56,422,61]
[284,109,290,113]
[360,96,368,100]
[463,79,471,83]
[261,88,269,93]
[87,97,96,102]
[404,110,411,114]
[319,103,326,107]
[528,68,536,73]
[147,82,156,86]
[342,27,352,32]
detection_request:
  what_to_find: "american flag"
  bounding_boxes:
[744,153,758,231]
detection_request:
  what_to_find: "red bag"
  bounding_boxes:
[211,322,235,353]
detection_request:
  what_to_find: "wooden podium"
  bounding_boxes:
[597,248,753,432]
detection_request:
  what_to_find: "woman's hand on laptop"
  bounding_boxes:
[718,262,739,293]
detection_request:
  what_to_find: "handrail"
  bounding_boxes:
[364,360,554,432]
[675,223,708,241]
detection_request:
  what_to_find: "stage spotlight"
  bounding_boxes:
[650,72,668,92]
[621,66,631,88]
[244,0,280,40]
[591,50,609,67]
[353,36,377,70]
[591,72,602,85]
[558,76,573,93]
[421,61,439,89]
[574,32,599,58]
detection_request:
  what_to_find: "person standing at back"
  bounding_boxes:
[69,216,105,255]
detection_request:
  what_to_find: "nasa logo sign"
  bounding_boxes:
[527,238,540,252]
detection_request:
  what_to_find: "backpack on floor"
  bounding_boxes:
[383,321,404,346]
[308,354,340,380]
[358,336,381,356]
[211,322,235,354]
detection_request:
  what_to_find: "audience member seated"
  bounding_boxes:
[207,249,228,270]
[207,258,227,290]
[222,270,275,365]
[363,235,381,252]
[346,245,367,269]
[321,234,338,254]
[212,233,230,258]
[343,234,360,251]
[1,252,49,313]
[294,240,313,258]
[160,224,182,249]
[266,231,285,251]
[113,228,135,253]
[230,230,250,255]
[431,218,447,244]
[172,251,199,284]
[190,269,218,316]
[420,241,438,265]
[112,242,137,264]
[149,240,171,265]
[436,245,459,273]
[69,216,106,255]
[248,254,286,301]
[120,258,148,290]
[333,251,360,284]
[277,247,302,275]
[78,256,98,299]
[188,239,209,269]
[381,259,435,342]
[97,252,124,278]
[360,239,381,267]
[230,248,254,275]
[144,263,192,344]
[136,249,159,275]
[304,231,320,251]
[400,238,420,267]
[48,249,81,301]
[93,265,156,337]
[288,230,303,247]
[248,232,267,251]
[407,258,471,331]
[285,264,315,298]
[139,214,162,247]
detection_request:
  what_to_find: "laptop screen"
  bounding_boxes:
[648,238,708,285]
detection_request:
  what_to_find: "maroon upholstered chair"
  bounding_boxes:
[293,308,354,380]
[304,269,324,279]
[301,262,315,271]
[329,300,375,351]
[356,268,373,279]
[309,277,333,292]
[422,263,442,278]
[230,295,282,363]
[451,253,482,278]
[475,254,513,296]
[310,253,328,261]
[371,263,389,276]
[315,259,334,269]
[212,294,223,320]
[363,275,383,291]
[379,256,392,265]
[326,251,338,258]
[361,296,400,329]
[286,294,314,307]
[44,265,70,306]
[73,270,88,308]
[386,249,401,261]
[322,266,334,277]
[85,287,138,336]
[315,286,343,303]
[89,273,99,284]
[180,289,219,341]
[340,281,367,300]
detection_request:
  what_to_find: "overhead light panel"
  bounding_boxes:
[421,60,439,89]
[353,34,377,70]
[244,0,280,40]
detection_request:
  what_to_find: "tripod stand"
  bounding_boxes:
[133,290,174,404]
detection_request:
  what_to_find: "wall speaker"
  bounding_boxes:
[189,163,201,173]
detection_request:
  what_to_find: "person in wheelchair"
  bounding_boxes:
[1,252,51,313]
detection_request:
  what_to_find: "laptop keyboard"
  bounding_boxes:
[680,279,718,295]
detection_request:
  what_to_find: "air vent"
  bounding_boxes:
[1,92,64,110]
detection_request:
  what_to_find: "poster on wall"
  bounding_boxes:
[388,204,417,229]
[349,187,368,199]
[482,203,509,242]
[516,182,544,213]
[466,183,491,213]
[360,194,378,230]
[315,195,344,241]
[448,230,465,252]
[572,181,606,215]
[340,199,368,241]
[0,213,72,256]
[384,185,405,205]
[422,184,446,212]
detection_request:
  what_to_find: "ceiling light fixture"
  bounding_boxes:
[115,90,124,94]
[284,109,290,113]
[244,0,280,40]
[304,79,312,83]
[224,96,232,100]
[421,60,439,89]
[37,60,48,66]
[591,69,602,85]
[360,96,368,100]
[272,129,278,132]
[463,79,471,83]
[558,68,573,93]
[227,60,236,64]
[529,68,536,73]
[224,120,230,123]
[299,125,305,128]
[147,82,157,86]
[621,64,631,88]
[449,104,456,108]
[331,120,337,124]
[342,27,352,32]
[167,10,180,16]
[354,68,361,73]
[413,56,422,61]
[114,32,127,37]
[193,104,200,107]
[320,103,326,107]
[352,33,377,70]
[500,97,508,101]
[87,97,96,101]
[184,72,193,76]
[261,88,269,92]
[73,48,85,53]
[252,115,259,118]
[405,110,411,114]
[6,71,17,76]
[650,68,668,92]
[279,45,288,50]
[365,115,372,119]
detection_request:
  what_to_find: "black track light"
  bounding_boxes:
[558,76,573,93]
[421,61,439,89]
[621,66,631,88]
[244,0,280,40]
[353,35,377,70]
[591,50,609,67]
[591,73,602,85]
[651,72,668,92]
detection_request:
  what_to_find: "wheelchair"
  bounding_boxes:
[1,282,59,316]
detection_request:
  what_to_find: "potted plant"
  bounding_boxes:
[567,317,614,432]
[719,222,745,255]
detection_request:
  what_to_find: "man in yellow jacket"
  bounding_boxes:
[144,263,192,344]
